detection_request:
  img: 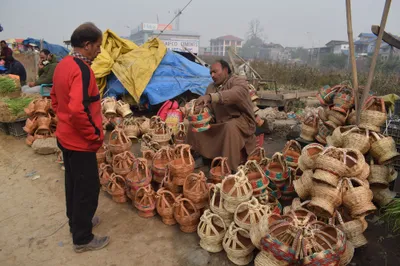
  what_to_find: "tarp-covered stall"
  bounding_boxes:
[22,38,70,59]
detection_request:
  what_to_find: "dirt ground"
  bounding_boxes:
[0,132,400,266]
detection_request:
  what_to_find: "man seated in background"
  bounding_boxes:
[5,55,27,86]
[22,49,58,94]
[187,59,256,170]
[0,40,13,62]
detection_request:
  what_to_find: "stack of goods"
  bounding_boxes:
[22,98,58,150]
[157,99,183,135]
[0,74,20,98]
[295,145,380,249]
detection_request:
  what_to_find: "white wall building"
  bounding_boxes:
[210,35,244,56]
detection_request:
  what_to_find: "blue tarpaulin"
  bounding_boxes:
[139,51,212,105]
[22,38,70,59]
[103,72,129,98]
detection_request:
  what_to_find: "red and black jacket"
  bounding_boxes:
[51,56,104,152]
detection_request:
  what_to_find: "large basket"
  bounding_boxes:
[298,143,324,171]
[221,170,253,213]
[342,178,376,218]
[108,128,132,155]
[234,197,269,231]
[183,171,209,210]
[210,157,231,184]
[282,140,301,168]
[293,169,313,200]
[313,147,346,187]
[169,144,194,186]
[359,96,387,132]
[308,179,343,218]
[174,196,201,233]
[152,147,173,183]
[342,127,370,154]
[266,152,289,184]
[369,132,400,165]
[156,188,177,225]
[223,223,255,266]
[134,185,156,218]
[241,160,270,199]
[112,151,135,176]
[197,210,227,253]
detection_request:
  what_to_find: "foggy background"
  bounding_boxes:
[1,0,399,48]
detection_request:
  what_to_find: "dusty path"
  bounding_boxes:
[1,133,399,266]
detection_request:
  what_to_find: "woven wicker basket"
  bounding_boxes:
[249,210,276,250]
[174,196,201,233]
[317,85,341,105]
[371,187,396,207]
[368,159,390,188]
[152,121,172,145]
[342,178,376,218]
[248,147,267,163]
[174,123,186,144]
[369,132,400,165]
[99,163,113,191]
[149,116,162,135]
[298,143,324,171]
[221,170,253,213]
[308,179,343,218]
[123,117,140,139]
[187,100,213,133]
[197,210,227,253]
[169,144,194,186]
[223,223,255,265]
[332,86,355,114]
[125,158,151,189]
[242,160,270,199]
[34,98,50,115]
[283,140,301,168]
[108,128,132,155]
[116,100,133,118]
[107,173,128,203]
[101,97,117,117]
[342,127,370,154]
[134,185,156,218]
[209,184,233,228]
[135,116,150,135]
[301,113,319,141]
[327,109,347,126]
[209,157,231,184]
[266,152,289,184]
[183,171,209,210]
[112,151,135,176]
[152,147,173,183]
[359,96,387,132]
[388,166,398,183]
[234,197,269,231]
[156,188,177,225]
[96,144,108,165]
[160,168,182,196]
[334,211,368,248]
[293,169,313,200]
[315,121,334,144]
[313,147,346,187]
[344,148,365,177]
[329,125,355,148]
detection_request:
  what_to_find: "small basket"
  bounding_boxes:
[333,211,368,248]
[123,117,140,139]
[116,100,133,118]
[315,121,334,145]
[342,178,376,218]
[328,125,354,148]
[34,98,50,115]
[108,128,132,155]
[308,179,343,218]
[209,157,231,184]
[327,109,347,126]
[313,147,346,187]
[174,123,186,144]
[156,188,177,225]
[368,159,389,188]
[148,116,162,135]
[112,151,135,176]
[99,163,113,191]
[266,152,289,183]
[223,223,255,266]
[169,144,194,186]
[359,96,387,132]
[96,144,108,164]
[316,85,340,105]
[342,127,370,154]
[107,173,128,203]
[183,171,209,210]
[187,100,213,133]
[293,169,313,200]
[160,168,182,196]
[369,132,400,165]
[136,116,150,135]
[300,114,319,141]
[248,147,267,163]
[101,97,117,117]
[282,140,301,168]
[298,143,324,171]
[152,121,172,145]
[344,148,365,177]
[197,210,227,253]
[221,170,253,213]
[125,158,152,189]
[209,184,233,228]
[234,197,269,231]
[332,86,355,114]
[241,160,270,199]
[152,147,174,183]
[174,196,201,233]
[134,185,156,218]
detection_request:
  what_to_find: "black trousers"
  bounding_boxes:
[58,142,100,245]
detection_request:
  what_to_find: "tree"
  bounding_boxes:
[247,19,264,40]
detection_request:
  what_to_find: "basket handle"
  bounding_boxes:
[271,152,286,171]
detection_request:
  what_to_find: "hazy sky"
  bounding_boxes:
[1,0,399,48]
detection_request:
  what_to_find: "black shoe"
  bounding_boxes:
[73,235,110,253]
[70,216,101,233]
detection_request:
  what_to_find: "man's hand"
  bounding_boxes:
[196,94,211,107]
[28,82,35,87]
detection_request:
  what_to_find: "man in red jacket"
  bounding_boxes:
[51,22,109,253]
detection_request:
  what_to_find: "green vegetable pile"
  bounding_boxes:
[0,76,17,94]
[3,97,33,115]
[381,198,400,233]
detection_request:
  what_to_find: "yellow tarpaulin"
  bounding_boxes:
[92,29,167,103]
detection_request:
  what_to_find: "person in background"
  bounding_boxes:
[21,49,58,94]
[1,40,13,68]
[186,59,256,170]
[5,55,27,86]
[51,22,109,253]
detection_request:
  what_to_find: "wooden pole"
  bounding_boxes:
[358,0,392,121]
[232,50,263,79]
[345,0,360,124]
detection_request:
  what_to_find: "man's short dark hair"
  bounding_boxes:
[40,49,51,55]
[216,59,232,74]
[70,22,102,48]
[0,40,6,45]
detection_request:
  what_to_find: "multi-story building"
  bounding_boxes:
[129,23,201,54]
[210,35,243,56]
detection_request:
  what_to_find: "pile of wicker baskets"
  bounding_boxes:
[23,98,58,146]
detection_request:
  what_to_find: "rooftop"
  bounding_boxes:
[358,33,376,38]
[212,35,244,41]
[325,40,348,47]
[148,30,200,37]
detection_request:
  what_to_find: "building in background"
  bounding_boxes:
[325,40,349,54]
[210,35,243,56]
[129,23,200,54]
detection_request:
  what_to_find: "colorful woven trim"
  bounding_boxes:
[260,234,296,263]
[302,249,340,266]
[266,169,288,181]
[187,111,212,122]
